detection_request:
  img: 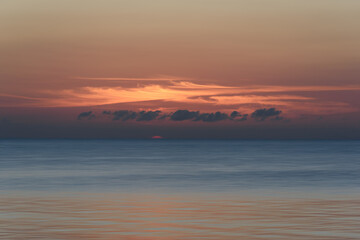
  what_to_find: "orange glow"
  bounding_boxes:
[151,136,164,139]
[2,81,354,116]
[1,80,359,117]
[2,0,360,121]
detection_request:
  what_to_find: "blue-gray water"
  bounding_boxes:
[1,140,360,239]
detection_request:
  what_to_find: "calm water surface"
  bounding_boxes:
[1,140,360,239]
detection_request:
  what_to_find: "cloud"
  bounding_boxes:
[237,114,249,121]
[137,111,161,121]
[158,113,171,120]
[5,80,358,118]
[228,111,248,121]
[251,108,282,121]
[44,81,360,108]
[194,112,229,122]
[73,75,190,81]
[85,109,277,122]
[111,110,161,121]
[170,110,200,121]
[77,111,95,120]
[112,110,136,121]
[230,111,240,118]
[168,110,251,122]
[102,110,111,115]
[0,93,42,107]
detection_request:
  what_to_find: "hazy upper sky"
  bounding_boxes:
[1,0,360,138]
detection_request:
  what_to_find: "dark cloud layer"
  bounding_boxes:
[170,110,200,121]
[170,110,230,122]
[169,110,238,122]
[96,109,268,122]
[230,111,248,121]
[231,111,240,118]
[137,111,161,121]
[112,110,136,121]
[77,111,95,120]
[195,112,229,122]
[76,108,283,122]
[110,110,160,121]
[106,109,241,122]
[169,110,251,122]
[2,108,359,139]
[251,108,282,121]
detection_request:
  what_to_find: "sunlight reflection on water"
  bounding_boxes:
[1,193,360,240]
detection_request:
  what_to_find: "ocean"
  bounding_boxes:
[1,140,360,239]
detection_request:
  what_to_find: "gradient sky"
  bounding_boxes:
[1,0,360,138]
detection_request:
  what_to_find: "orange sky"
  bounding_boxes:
[1,0,360,138]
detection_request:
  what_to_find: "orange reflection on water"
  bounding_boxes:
[1,193,360,240]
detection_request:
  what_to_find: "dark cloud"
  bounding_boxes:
[169,110,248,122]
[236,114,248,121]
[230,111,248,121]
[230,111,240,118]
[158,114,171,120]
[170,110,200,121]
[113,110,137,121]
[194,112,229,122]
[251,108,282,121]
[122,111,137,121]
[77,111,95,120]
[112,110,161,121]
[137,111,161,121]
[78,108,284,123]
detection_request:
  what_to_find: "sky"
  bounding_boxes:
[1,0,360,139]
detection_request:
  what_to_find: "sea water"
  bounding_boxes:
[1,140,359,239]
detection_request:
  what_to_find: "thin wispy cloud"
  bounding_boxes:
[0,93,43,107]
[73,75,191,81]
[2,80,359,116]
[0,93,42,100]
